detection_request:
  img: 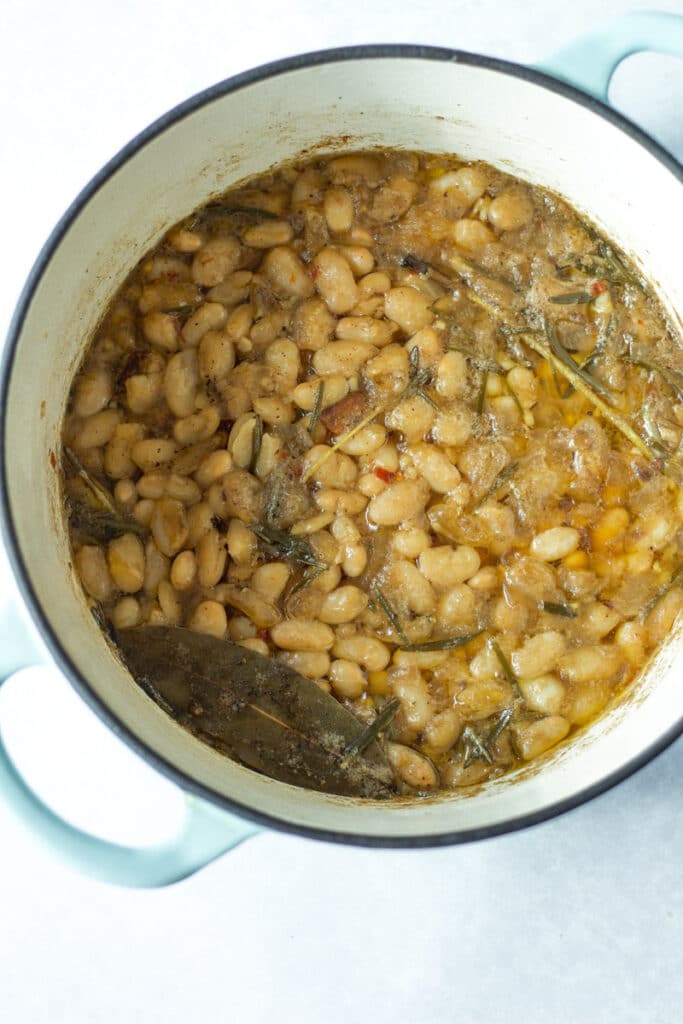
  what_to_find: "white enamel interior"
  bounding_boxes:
[5,54,683,841]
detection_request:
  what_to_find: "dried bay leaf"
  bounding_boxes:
[115,625,396,798]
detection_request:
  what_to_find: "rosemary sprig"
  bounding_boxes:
[491,640,523,702]
[68,503,147,543]
[249,414,263,473]
[462,725,493,766]
[64,446,118,515]
[558,247,639,288]
[301,403,381,483]
[302,350,439,484]
[549,291,593,305]
[640,564,683,622]
[162,304,199,316]
[373,588,410,647]
[627,356,683,404]
[448,252,518,290]
[544,318,615,404]
[477,369,488,415]
[520,331,658,465]
[203,204,278,220]
[542,601,577,618]
[250,522,325,568]
[340,699,401,768]
[464,708,514,767]
[309,380,325,434]
[403,346,440,411]
[288,564,326,597]
[641,404,670,460]
[474,461,519,509]
[400,629,483,653]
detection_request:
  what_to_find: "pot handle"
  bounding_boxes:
[535,10,683,101]
[0,598,259,887]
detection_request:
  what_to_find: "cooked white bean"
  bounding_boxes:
[418,545,480,588]
[332,635,390,672]
[270,620,335,651]
[199,330,235,382]
[384,286,434,334]
[72,368,112,418]
[312,340,377,376]
[423,708,462,753]
[130,438,177,473]
[319,586,368,624]
[75,545,113,602]
[164,349,199,418]
[386,743,438,789]
[518,675,565,715]
[559,645,622,684]
[173,407,220,446]
[243,220,294,248]
[150,497,188,557]
[196,528,227,588]
[323,187,354,233]
[512,631,567,679]
[531,526,580,562]
[182,302,227,346]
[511,716,570,760]
[262,246,314,298]
[107,533,145,593]
[251,562,291,602]
[279,651,331,680]
[192,236,240,287]
[390,665,433,731]
[72,409,121,449]
[170,549,197,590]
[312,247,359,314]
[367,478,429,526]
[328,659,366,699]
[189,600,227,638]
[391,561,436,615]
[111,596,141,629]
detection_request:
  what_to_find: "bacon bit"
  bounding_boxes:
[257,628,271,643]
[591,279,608,296]
[166,272,180,284]
[320,391,369,434]
[374,466,395,484]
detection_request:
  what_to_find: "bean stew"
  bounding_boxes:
[61,149,683,795]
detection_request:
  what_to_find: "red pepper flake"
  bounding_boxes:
[637,318,644,325]
[374,466,395,483]
[49,450,56,469]
[591,279,608,296]
[310,263,320,281]
[257,628,271,643]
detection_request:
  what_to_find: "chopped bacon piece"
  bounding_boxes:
[319,391,369,434]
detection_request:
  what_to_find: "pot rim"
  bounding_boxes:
[3,43,683,848]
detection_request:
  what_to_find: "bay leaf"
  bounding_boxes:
[115,625,396,798]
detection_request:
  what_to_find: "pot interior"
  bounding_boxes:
[5,51,683,841]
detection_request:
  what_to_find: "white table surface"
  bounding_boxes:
[2,1,683,1021]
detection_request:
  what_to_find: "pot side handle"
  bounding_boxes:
[535,10,683,101]
[0,599,259,887]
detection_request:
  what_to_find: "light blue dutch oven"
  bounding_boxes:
[2,11,683,886]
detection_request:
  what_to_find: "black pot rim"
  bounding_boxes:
[3,43,683,850]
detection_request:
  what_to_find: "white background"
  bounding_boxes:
[2,1,683,1021]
